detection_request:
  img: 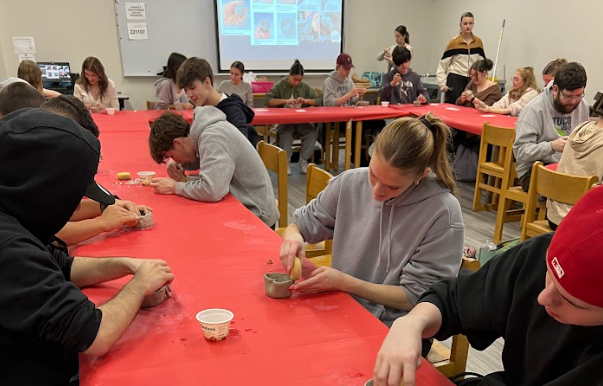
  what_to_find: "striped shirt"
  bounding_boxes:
[436,34,486,88]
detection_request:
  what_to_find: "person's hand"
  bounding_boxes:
[551,136,568,153]
[150,177,178,195]
[132,259,174,296]
[440,85,449,92]
[115,199,153,215]
[141,284,173,308]
[183,103,194,110]
[291,266,351,293]
[391,73,402,87]
[279,227,306,274]
[417,94,427,104]
[285,98,297,106]
[100,205,139,232]
[296,97,306,105]
[474,98,488,112]
[357,87,367,97]
[166,158,186,181]
[373,317,424,386]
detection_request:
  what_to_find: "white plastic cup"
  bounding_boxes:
[196,309,234,341]
[106,108,116,115]
[137,171,156,186]
[381,101,390,108]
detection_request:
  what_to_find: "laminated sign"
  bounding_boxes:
[128,23,148,40]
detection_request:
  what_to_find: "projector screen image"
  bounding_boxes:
[216,0,344,72]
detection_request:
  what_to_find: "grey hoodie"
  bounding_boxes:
[379,68,429,105]
[294,168,464,326]
[322,70,358,106]
[513,86,589,178]
[154,77,189,110]
[175,106,279,227]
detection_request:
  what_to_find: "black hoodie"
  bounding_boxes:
[216,92,258,147]
[0,108,103,386]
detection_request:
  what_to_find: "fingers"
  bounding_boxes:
[402,361,417,386]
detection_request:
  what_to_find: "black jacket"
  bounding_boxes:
[0,108,103,386]
[216,93,258,146]
[420,234,603,386]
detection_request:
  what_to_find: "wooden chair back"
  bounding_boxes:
[258,141,288,227]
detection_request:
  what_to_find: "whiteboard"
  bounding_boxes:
[114,0,218,77]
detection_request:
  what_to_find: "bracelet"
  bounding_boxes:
[100,202,109,213]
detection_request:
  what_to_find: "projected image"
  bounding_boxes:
[298,11,319,42]
[253,0,273,3]
[298,0,319,11]
[222,0,251,32]
[321,0,341,12]
[253,13,274,43]
[320,12,341,43]
[277,0,297,3]
[276,13,297,43]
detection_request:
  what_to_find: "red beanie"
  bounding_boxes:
[547,185,603,308]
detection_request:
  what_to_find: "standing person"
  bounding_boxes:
[154,52,193,110]
[542,58,568,88]
[17,60,61,99]
[373,186,603,386]
[264,59,322,174]
[217,61,254,108]
[456,59,502,108]
[513,62,589,191]
[475,67,540,116]
[323,53,366,106]
[74,57,119,112]
[380,47,429,105]
[376,25,413,72]
[436,12,486,104]
[279,114,464,346]
[0,108,174,386]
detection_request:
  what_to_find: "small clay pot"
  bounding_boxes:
[264,273,294,299]
[134,212,154,229]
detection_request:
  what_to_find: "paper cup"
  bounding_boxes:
[196,309,234,341]
[381,101,390,108]
[137,171,156,186]
[106,108,116,115]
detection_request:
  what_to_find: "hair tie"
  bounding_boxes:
[420,117,436,135]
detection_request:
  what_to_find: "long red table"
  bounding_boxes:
[76,112,454,386]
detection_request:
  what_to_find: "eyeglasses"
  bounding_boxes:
[560,91,585,102]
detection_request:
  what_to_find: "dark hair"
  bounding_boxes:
[394,25,410,44]
[78,57,110,99]
[230,61,245,74]
[471,58,493,73]
[289,59,304,76]
[41,95,99,137]
[0,82,45,116]
[554,62,587,91]
[149,112,191,163]
[176,57,214,89]
[164,52,187,82]
[374,113,455,195]
[392,47,412,67]
[542,58,568,76]
[460,12,474,22]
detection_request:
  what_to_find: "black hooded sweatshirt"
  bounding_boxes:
[0,108,103,386]
[420,234,603,386]
[216,92,258,147]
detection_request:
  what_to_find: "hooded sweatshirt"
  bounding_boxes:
[379,68,429,105]
[264,77,322,107]
[0,108,103,386]
[547,120,603,225]
[293,168,464,326]
[154,77,189,110]
[176,106,279,227]
[513,86,590,178]
[216,92,258,146]
[323,70,358,106]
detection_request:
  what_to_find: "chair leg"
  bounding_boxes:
[493,194,514,243]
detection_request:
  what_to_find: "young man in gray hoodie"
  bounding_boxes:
[322,53,366,106]
[148,107,279,228]
[379,47,429,106]
[513,62,589,191]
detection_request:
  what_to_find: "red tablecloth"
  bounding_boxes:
[77,115,454,386]
[251,105,410,125]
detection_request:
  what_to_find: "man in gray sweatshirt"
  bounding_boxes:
[513,62,589,191]
[148,107,279,228]
[379,47,429,105]
[322,53,365,106]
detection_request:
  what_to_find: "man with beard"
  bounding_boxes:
[513,62,589,191]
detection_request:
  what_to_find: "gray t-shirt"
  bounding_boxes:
[217,81,253,108]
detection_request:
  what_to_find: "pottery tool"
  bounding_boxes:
[290,257,301,281]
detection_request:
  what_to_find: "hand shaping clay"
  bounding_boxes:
[264,273,294,299]
[134,212,154,229]
[290,257,301,281]
[142,285,169,308]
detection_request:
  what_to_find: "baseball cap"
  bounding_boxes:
[547,185,603,308]
[336,53,355,70]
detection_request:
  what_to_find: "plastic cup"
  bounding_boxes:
[106,108,116,115]
[413,100,421,107]
[196,309,234,341]
[381,101,390,108]
[137,171,156,186]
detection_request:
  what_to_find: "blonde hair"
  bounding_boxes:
[17,60,43,93]
[510,67,540,101]
[374,113,456,194]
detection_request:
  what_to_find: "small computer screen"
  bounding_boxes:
[38,62,71,81]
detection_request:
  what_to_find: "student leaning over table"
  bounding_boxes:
[280,114,464,356]
[148,108,279,228]
[373,186,603,386]
[0,108,174,386]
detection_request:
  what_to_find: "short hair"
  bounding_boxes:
[392,47,412,67]
[41,95,100,137]
[460,11,474,22]
[17,60,43,91]
[177,57,214,89]
[290,59,304,76]
[471,58,493,73]
[149,112,191,163]
[0,82,45,116]
[230,61,245,74]
[554,62,587,92]
[164,52,187,82]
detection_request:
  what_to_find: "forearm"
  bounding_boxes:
[392,302,443,339]
[487,107,511,115]
[343,276,414,311]
[336,94,352,106]
[56,218,107,246]
[71,257,136,288]
[266,98,288,107]
[70,200,102,221]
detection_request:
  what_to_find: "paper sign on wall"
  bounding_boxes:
[126,3,146,19]
[13,37,36,54]
[18,53,36,62]
[127,22,148,40]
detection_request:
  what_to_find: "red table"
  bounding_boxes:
[76,114,454,386]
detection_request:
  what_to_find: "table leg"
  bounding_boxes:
[354,121,363,168]
[345,120,352,170]
[333,123,340,171]
[325,122,331,170]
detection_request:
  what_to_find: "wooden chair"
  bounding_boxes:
[520,161,598,241]
[146,101,156,110]
[427,257,480,378]
[258,141,288,227]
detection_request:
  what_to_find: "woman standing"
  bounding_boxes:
[475,67,540,116]
[217,61,254,107]
[376,25,413,72]
[456,59,502,108]
[436,12,486,104]
[154,52,193,110]
[74,57,119,111]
